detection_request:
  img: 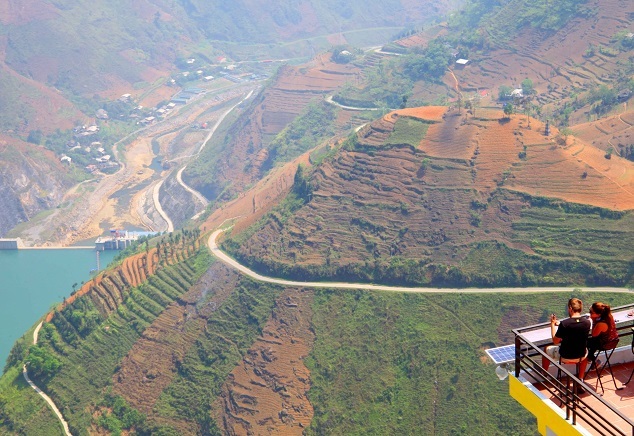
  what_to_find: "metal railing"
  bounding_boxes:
[513,303,634,436]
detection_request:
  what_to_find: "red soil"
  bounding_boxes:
[392,106,447,122]
[195,53,359,212]
[43,249,158,323]
[0,63,85,133]
[572,105,634,154]
[113,263,241,434]
[420,110,477,160]
[213,288,315,435]
[452,0,632,124]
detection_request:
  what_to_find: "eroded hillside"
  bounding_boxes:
[184,53,362,202]
[0,137,75,237]
[226,107,634,287]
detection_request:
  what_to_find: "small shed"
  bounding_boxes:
[455,59,469,67]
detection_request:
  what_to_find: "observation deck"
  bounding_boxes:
[500,303,634,435]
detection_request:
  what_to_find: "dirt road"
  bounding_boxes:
[17,83,255,247]
[207,228,632,295]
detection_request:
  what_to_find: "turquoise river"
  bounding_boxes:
[0,249,117,369]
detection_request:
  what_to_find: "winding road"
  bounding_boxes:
[23,322,72,436]
[207,228,632,294]
[171,90,255,221]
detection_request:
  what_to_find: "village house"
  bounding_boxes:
[455,58,469,68]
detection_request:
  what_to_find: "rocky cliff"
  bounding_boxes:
[0,137,74,237]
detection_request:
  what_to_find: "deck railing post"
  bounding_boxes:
[515,334,521,377]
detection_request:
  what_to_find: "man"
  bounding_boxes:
[542,298,591,379]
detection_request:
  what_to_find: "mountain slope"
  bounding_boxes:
[0,136,76,237]
[224,107,634,287]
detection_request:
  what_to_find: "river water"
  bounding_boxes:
[0,249,117,369]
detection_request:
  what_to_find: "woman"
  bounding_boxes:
[587,302,619,365]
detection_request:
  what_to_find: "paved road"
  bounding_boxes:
[325,95,380,112]
[23,322,72,436]
[153,179,174,232]
[173,89,256,221]
[207,228,632,294]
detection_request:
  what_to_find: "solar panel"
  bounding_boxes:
[485,344,516,364]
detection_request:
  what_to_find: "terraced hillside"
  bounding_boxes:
[0,231,205,433]
[571,107,634,156]
[225,106,634,287]
[452,0,633,124]
[184,53,362,202]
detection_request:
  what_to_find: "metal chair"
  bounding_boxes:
[557,354,587,405]
[584,337,621,394]
[624,328,634,385]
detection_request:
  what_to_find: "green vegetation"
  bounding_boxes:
[154,278,283,434]
[0,72,36,131]
[95,392,145,435]
[306,290,634,435]
[402,39,454,82]
[335,59,413,109]
[43,117,137,171]
[0,366,63,435]
[181,96,245,202]
[386,117,431,147]
[331,45,358,63]
[293,164,313,202]
[225,184,634,287]
[0,247,212,435]
[503,103,514,118]
[262,100,337,172]
[483,0,594,44]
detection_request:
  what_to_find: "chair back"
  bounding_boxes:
[603,337,619,352]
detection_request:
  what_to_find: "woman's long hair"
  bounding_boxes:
[592,302,617,340]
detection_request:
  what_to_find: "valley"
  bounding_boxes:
[1,0,634,434]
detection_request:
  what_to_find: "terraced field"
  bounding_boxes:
[453,0,632,122]
[185,53,363,204]
[226,108,634,287]
[213,288,315,435]
[572,106,634,154]
[16,232,207,433]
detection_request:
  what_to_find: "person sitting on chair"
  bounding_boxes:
[542,298,592,379]
[587,302,618,366]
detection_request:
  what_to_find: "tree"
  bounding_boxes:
[420,158,431,175]
[293,164,312,201]
[498,85,512,100]
[503,103,514,118]
[27,345,61,379]
[521,78,534,96]
[27,130,43,145]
